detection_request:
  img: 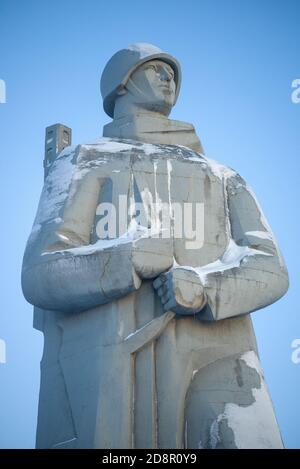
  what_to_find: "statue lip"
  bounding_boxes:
[159,84,174,93]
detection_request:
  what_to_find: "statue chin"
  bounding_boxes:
[137,100,172,116]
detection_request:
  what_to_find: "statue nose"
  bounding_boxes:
[161,69,172,81]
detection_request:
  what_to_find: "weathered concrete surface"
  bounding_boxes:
[104,112,204,153]
[22,43,288,449]
[22,140,288,448]
[44,124,72,179]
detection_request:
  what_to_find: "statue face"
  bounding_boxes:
[125,59,176,116]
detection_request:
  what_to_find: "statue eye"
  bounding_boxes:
[146,64,157,72]
[166,67,174,79]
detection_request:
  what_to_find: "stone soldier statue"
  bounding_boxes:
[22,43,289,449]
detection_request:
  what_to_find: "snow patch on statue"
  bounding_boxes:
[203,156,236,181]
[27,146,77,246]
[208,351,283,449]
[83,137,161,156]
[43,218,151,256]
[196,239,272,284]
[128,42,163,58]
[179,238,272,287]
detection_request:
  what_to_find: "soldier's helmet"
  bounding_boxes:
[100,43,182,118]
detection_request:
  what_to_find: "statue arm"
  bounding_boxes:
[195,173,289,321]
[154,173,289,321]
[22,231,174,314]
[21,239,140,314]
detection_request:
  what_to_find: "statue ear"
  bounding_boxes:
[116,85,127,97]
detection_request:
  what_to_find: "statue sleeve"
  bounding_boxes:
[21,146,141,314]
[22,243,141,314]
[197,172,289,321]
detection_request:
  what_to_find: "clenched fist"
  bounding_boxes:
[153,267,207,315]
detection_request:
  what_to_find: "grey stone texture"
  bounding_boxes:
[22,43,288,449]
[44,124,72,179]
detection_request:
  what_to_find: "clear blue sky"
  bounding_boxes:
[0,0,299,448]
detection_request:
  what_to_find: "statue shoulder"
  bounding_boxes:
[201,155,247,189]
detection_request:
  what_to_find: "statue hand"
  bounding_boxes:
[153,267,207,315]
[132,236,173,279]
